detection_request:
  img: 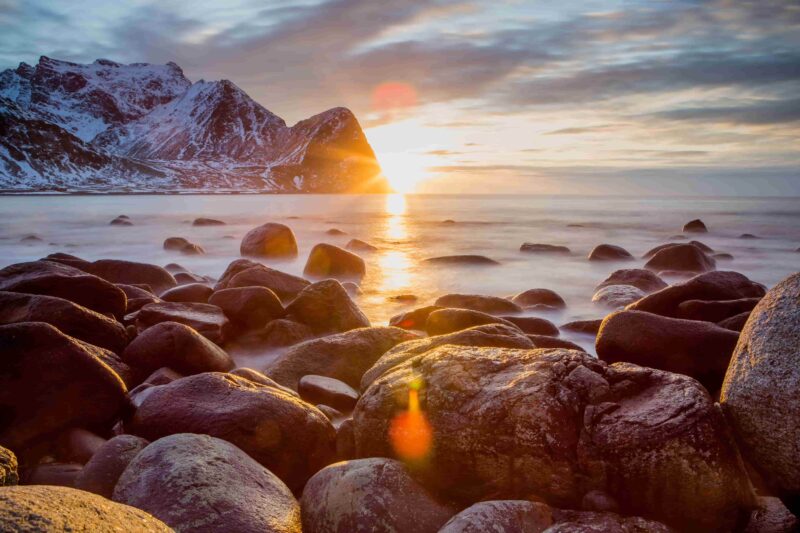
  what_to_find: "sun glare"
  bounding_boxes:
[368,120,444,193]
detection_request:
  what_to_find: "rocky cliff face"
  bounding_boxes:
[0,57,387,193]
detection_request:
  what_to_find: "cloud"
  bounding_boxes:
[650,97,800,125]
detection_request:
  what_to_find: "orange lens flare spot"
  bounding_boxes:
[371,82,418,113]
[389,388,432,461]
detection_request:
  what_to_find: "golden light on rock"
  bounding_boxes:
[389,382,432,462]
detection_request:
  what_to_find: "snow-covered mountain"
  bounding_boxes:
[0,57,387,193]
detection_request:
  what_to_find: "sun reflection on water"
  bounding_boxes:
[378,194,412,292]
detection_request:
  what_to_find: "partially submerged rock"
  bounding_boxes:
[592,285,645,308]
[240,222,298,259]
[520,243,570,254]
[285,279,370,335]
[436,293,522,314]
[511,288,566,309]
[425,255,499,265]
[303,243,366,281]
[595,268,667,293]
[644,243,716,273]
[588,244,633,261]
[425,308,520,335]
[683,219,708,233]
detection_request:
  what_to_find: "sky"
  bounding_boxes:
[1,0,799,195]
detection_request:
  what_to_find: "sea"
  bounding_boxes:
[1,194,798,354]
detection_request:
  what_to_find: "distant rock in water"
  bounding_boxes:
[683,219,708,233]
[240,223,298,259]
[346,238,378,253]
[326,228,347,236]
[109,215,132,226]
[588,244,633,261]
[425,255,499,265]
[520,243,570,254]
[192,217,225,226]
[739,233,759,239]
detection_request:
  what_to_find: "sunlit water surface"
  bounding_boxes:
[1,194,798,354]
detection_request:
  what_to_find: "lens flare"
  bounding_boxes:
[389,383,432,462]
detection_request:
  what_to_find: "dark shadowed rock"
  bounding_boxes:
[315,405,343,421]
[25,463,83,487]
[300,458,456,533]
[644,243,716,273]
[439,500,553,533]
[0,485,171,532]
[359,324,533,391]
[224,264,310,302]
[717,310,752,332]
[0,291,128,352]
[642,240,713,259]
[389,305,443,330]
[233,318,314,349]
[520,243,571,254]
[592,285,645,308]
[193,217,225,226]
[560,318,603,335]
[744,497,798,533]
[285,279,370,334]
[160,282,213,303]
[425,255,499,265]
[209,286,284,329]
[229,368,299,397]
[546,510,674,533]
[110,216,133,226]
[117,283,159,313]
[0,260,127,318]
[122,321,234,376]
[126,373,335,491]
[174,271,206,284]
[298,375,359,412]
[676,297,761,323]
[721,272,800,512]
[264,327,416,390]
[512,288,566,309]
[134,301,231,344]
[683,219,708,233]
[499,315,559,336]
[527,335,586,351]
[627,271,766,318]
[346,238,378,253]
[240,222,298,258]
[214,258,259,289]
[714,252,734,261]
[436,293,522,314]
[425,308,520,335]
[596,310,739,391]
[1,446,18,486]
[303,243,366,281]
[596,268,668,293]
[336,419,356,461]
[43,252,92,270]
[114,433,301,532]
[0,322,128,452]
[87,259,177,294]
[75,435,149,498]
[55,428,106,464]
[588,244,633,261]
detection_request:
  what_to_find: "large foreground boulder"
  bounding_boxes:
[0,322,128,451]
[75,435,149,498]
[301,458,456,533]
[435,293,522,314]
[285,279,370,334]
[596,310,739,391]
[264,327,417,390]
[721,272,800,514]
[87,259,177,294]
[133,301,231,344]
[240,222,298,259]
[125,372,335,491]
[354,346,754,531]
[114,433,301,532]
[304,243,366,281]
[0,485,171,532]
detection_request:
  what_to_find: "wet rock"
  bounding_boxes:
[300,458,456,533]
[298,375,359,412]
[595,268,668,293]
[265,326,416,390]
[122,321,234,376]
[643,240,714,258]
[133,301,231,344]
[360,324,533,391]
[721,272,800,513]
[114,433,301,532]
[389,305,443,330]
[43,251,92,270]
[439,500,553,533]
[285,279,370,335]
[0,260,127,318]
[436,293,522,314]
[74,435,149,498]
[0,322,128,452]
[596,310,739,391]
[592,285,645,308]
[683,219,708,233]
[644,243,716,273]
[512,288,566,309]
[0,485,172,531]
[163,236,191,250]
[304,243,366,281]
[117,284,159,313]
[174,271,206,284]
[160,282,213,303]
[193,217,225,226]
[744,496,798,533]
[220,262,310,302]
[234,319,314,349]
[425,255,499,265]
[326,228,347,235]
[560,318,603,335]
[240,222,298,258]
[229,368,299,397]
[25,462,83,487]
[499,315,559,336]
[1,446,18,486]
[87,259,177,294]
[425,308,520,335]
[180,242,205,255]
[126,373,335,491]
[527,335,586,351]
[520,243,571,254]
[717,310,752,331]
[346,238,378,252]
[677,297,760,323]
[588,244,633,261]
[627,271,766,318]
[209,286,284,329]
[0,291,128,353]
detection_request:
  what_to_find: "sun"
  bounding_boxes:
[367,119,441,193]
[379,153,428,193]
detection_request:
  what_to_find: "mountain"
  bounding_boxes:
[0,57,387,193]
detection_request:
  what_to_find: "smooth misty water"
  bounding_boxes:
[1,194,798,354]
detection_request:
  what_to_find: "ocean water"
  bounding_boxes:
[1,194,798,354]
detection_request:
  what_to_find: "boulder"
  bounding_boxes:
[355,346,754,531]
[560,318,603,335]
[300,458,456,533]
[303,243,366,281]
[174,271,207,284]
[498,315,559,336]
[209,286,284,329]
[316,405,343,421]
[389,305,443,330]
[0,260,127,318]
[520,243,570,254]
[163,236,191,251]
[425,308,520,335]
[264,327,416,390]
[346,238,378,252]
[512,288,566,309]
[436,293,522,314]
[676,297,761,323]
[193,217,225,226]
[284,279,370,335]
[714,253,734,261]
[117,284,159,313]
[0,322,128,452]
[125,373,335,491]
[744,497,798,533]
[110,215,133,226]
[55,427,106,464]
[87,259,177,294]
[717,311,752,332]
[644,243,716,273]
[133,301,231,344]
[588,244,633,261]
[42,251,92,270]
[596,310,739,391]
[298,375,359,412]
[0,485,171,531]
[75,435,149,498]
[721,272,800,513]
[234,319,314,349]
[1,445,18,486]
[642,241,713,259]
[595,268,668,293]
[114,433,301,532]
[25,463,83,487]
[159,283,213,303]
[223,264,310,302]
[424,255,499,265]
[326,228,347,235]
[545,510,674,533]
[439,500,553,533]
[179,242,205,255]
[240,222,298,258]
[683,219,708,233]
[122,321,234,376]
[592,285,646,308]
[527,335,586,351]
[229,368,299,397]
[359,324,533,391]
[336,418,356,460]
[342,281,362,296]
[627,271,766,318]
[0,291,128,353]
